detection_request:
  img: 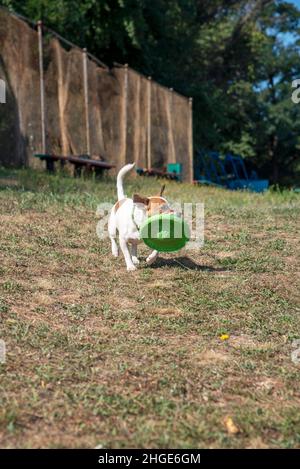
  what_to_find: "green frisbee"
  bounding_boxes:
[140,213,190,252]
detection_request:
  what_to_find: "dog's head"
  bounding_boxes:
[133,185,177,217]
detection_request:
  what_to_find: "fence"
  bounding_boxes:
[0,7,193,181]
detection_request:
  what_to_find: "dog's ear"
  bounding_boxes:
[159,184,166,197]
[133,194,150,206]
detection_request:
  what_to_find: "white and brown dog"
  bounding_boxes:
[108,163,175,271]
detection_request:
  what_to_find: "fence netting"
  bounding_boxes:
[0,8,193,181]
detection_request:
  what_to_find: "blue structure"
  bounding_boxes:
[194,150,269,193]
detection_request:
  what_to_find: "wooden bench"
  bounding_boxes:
[136,165,182,181]
[34,153,115,176]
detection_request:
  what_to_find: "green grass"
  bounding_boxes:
[0,167,299,448]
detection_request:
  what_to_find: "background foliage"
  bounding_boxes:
[1,0,300,184]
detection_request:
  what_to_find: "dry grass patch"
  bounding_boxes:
[0,168,299,448]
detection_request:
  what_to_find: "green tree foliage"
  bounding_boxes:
[1,0,300,184]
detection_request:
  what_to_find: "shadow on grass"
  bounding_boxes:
[150,255,228,272]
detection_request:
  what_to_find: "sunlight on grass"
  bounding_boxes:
[0,168,299,448]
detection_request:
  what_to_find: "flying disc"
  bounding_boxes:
[140,213,190,252]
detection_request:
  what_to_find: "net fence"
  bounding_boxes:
[0,8,193,181]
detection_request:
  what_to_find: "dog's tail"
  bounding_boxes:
[117,163,135,201]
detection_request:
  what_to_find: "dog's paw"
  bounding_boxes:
[146,254,158,265]
[112,249,119,257]
[127,264,137,272]
[132,256,140,265]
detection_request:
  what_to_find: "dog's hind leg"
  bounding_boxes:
[110,236,119,258]
[119,237,136,271]
[108,214,119,257]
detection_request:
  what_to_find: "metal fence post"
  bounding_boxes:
[83,48,91,156]
[122,63,128,165]
[188,97,193,183]
[55,41,69,156]
[37,20,46,154]
[0,79,6,104]
[168,87,176,164]
[147,76,152,169]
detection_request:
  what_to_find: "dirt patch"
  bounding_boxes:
[194,349,230,364]
[149,307,183,317]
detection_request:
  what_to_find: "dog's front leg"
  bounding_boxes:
[131,244,139,265]
[119,237,137,271]
[146,250,158,265]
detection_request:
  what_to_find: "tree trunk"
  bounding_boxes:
[269,134,279,184]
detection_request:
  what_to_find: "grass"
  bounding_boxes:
[0,167,299,448]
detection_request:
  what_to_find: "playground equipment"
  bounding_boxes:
[194,150,269,192]
[140,213,190,252]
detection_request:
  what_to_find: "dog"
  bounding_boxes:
[108,163,176,271]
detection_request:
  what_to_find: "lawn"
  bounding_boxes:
[0,167,299,448]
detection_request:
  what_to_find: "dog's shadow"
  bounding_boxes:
[148,255,226,272]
